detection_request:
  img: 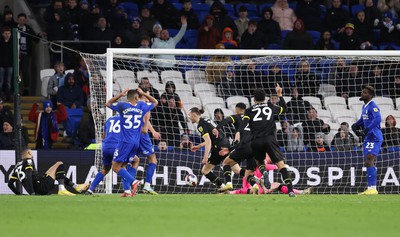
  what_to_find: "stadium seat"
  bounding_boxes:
[224,4,235,17]
[281,30,291,40]
[192,3,210,23]
[302,96,322,110]
[172,2,182,10]
[259,3,273,15]
[351,4,364,17]
[316,109,333,123]
[235,3,258,17]
[114,70,136,81]
[320,5,326,19]
[250,96,269,105]
[152,83,165,95]
[113,82,121,96]
[174,83,192,94]
[116,79,138,91]
[318,84,337,98]
[348,96,363,107]
[40,68,54,80]
[201,96,225,107]
[374,96,394,110]
[283,96,291,103]
[226,96,250,110]
[65,108,83,138]
[324,96,346,107]
[396,97,400,109]
[204,104,227,117]
[136,70,160,85]
[196,91,218,103]
[161,70,184,84]
[65,69,74,74]
[194,83,217,95]
[118,2,138,18]
[306,30,321,44]
[185,70,206,89]
[380,109,400,123]
[331,109,356,124]
[181,95,201,107]
[40,76,51,98]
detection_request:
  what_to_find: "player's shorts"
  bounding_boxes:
[113,141,140,164]
[363,139,383,157]
[138,133,155,157]
[208,147,229,165]
[229,142,256,170]
[251,135,284,163]
[102,145,116,166]
[33,175,55,195]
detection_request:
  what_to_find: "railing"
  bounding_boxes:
[49,40,111,62]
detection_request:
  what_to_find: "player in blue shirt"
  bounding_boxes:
[106,88,158,197]
[351,86,383,195]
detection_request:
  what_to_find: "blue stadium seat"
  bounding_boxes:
[281,30,291,40]
[118,2,138,18]
[172,3,183,10]
[307,30,321,44]
[224,4,235,17]
[65,108,83,138]
[192,3,210,24]
[351,4,364,17]
[289,2,297,10]
[320,5,326,19]
[235,3,258,17]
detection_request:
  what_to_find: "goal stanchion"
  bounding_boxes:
[82,49,400,194]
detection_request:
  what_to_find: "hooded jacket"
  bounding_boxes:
[57,73,84,108]
[220,27,238,48]
[283,18,314,50]
[257,7,282,45]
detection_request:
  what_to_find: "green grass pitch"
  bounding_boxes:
[1,194,399,237]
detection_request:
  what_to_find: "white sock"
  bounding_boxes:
[144,182,150,188]
[368,186,377,190]
[124,190,132,194]
[59,184,66,191]
[227,182,232,185]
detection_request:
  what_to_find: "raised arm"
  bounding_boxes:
[137,88,158,107]
[106,88,129,108]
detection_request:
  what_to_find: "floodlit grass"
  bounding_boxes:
[0,194,399,237]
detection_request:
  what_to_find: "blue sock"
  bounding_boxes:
[127,165,137,180]
[89,172,105,191]
[366,167,377,187]
[146,163,156,184]
[118,169,134,191]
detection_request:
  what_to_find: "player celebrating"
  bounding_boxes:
[351,86,383,195]
[188,107,230,191]
[8,148,88,196]
[106,88,157,197]
[236,85,296,197]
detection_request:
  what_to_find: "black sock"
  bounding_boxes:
[64,177,76,187]
[56,164,66,185]
[223,165,232,183]
[239,168,245,177]
[258,164,266,174]
[246,175,257,186]
[280,168,293,192]
[205,172,223,187]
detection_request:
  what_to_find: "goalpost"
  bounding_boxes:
[81,49,400,194]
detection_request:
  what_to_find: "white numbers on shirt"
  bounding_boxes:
[14,162,26,181]
[366,142,374,149]
[109,119,121,133]
[244,123,250,131]
[123,114,142,129]
[253,107,272,121]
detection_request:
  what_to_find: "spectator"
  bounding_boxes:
[219,27,238,49]
[334,23,363,50]
[315,30,337,50]
[89,4,102,32]
[337,63,365,99]
[276,119,290,147]
[257,7,282,46]
[271,0,297,31]
[286,125,305,152]
[325,0,350,33]
[46,9,73,65]
[139,5,158,36]
[57,73,84,108]
[123,17,145,48]
[264,65,292,96]
[154,97,188,147]
[0,27,13,102]
[197,15,220,49]
[28,100,67,149]
[77,0,92,40]
[102,0,120,29]
[17,13,40,96]
[1,6,17,28]
[87,17,116,54]
[354,11,374,45]
[0,99,13,133]
[157,140,169,150]
[180,134,193,150]
[375,11,398,44]
[47,61,66,108]
[66,0,80,26]
[377,0,400,19]
[0,120,16,150]
[77,100,96,149]
[139,77,160,100]
[205,43,232,84]
[388,73,400,99]
[309,132,331,152]
[112,34,126,48]
[73,57,90,101]
[283,18,314,50]
[213,108,224,124]
[152,16,187,69]
[151,0,179,29]
[333,122,358,145]
[363,0,380,27]
[234,6,249,43]
[240,20,266,49]
[294,59,320,96]
[180,0,200,30]
[107,4,129,34]
[286,87,312,124]
[332,127,354,151]
[368,64,391,96]
[137,35,152,71]
[329,58,349,88]
[209,0,238,36]
[44,0,66,23]
[150,22,163,43]
[219,64,237,99]
[160,81,182,109]
[295,0,322,31]
[237,61,262,98]
[381,115,400,148]
[213,108,234,139]
[302,107,331,145]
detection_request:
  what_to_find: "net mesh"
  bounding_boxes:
[81,50,400,194]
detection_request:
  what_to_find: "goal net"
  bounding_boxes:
[81,49,400,194]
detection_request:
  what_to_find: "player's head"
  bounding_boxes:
[188,107,203,123]
[21,148,33,159]
[127,89,140,101]
[235,102,246,114]
[253,89,266,103]
[360,85,375,102]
